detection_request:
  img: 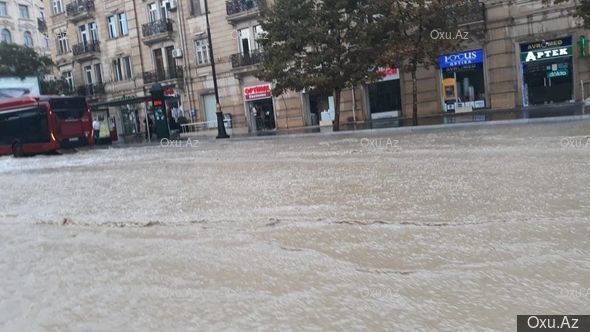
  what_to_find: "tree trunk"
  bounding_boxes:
[332,88,341,132]
[411,68,418,126]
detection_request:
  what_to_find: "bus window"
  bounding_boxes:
[0,112,22,145]
[0,107,49,145]
[19,108,50,144]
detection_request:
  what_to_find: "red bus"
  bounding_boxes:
[47,96,94,148]
[0,96,94,157]
[0,96,60,156]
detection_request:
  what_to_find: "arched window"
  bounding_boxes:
[24,31,33,47]
[1,29,12,43]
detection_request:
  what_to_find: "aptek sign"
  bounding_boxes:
[520,37,573,63]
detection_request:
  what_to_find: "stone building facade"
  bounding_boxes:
[44,0,590,141]
[399,0,589,118]
[0,0,50,56]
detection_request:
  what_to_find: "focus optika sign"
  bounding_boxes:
[520,37,573,63]
[438,49,484,69]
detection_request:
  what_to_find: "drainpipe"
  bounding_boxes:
[175,0,196,121]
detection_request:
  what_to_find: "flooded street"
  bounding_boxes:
[1,120,589,330]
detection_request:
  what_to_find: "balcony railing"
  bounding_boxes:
[72,41,100,56]
[142,19,174,37]
[37,18,47,32]
[230,50,266,68]
[66,0,95,18]
[226,0,258,16]
[77,83,105,98]
[143,66,184,84]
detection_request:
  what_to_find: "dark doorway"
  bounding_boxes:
[154,49,165,79]
[523,58,573,105]
[247,98,275,131]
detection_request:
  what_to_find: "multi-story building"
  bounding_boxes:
[44,0,590,142]
[408,0,590,117]
[0,0,50,56]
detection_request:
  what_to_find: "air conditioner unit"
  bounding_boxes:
[172,48,183,58]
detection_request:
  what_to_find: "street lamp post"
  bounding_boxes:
[204,0,230,139]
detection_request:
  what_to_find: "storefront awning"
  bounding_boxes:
[90,95,180,110]
[90,96,150,110]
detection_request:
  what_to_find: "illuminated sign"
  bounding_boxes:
[438,49,484,69]
[520,37,573,63]
[376,67,400,81]
[244,84,272,101]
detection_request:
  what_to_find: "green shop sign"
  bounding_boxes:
[547,70,568,78]
[521,46,572,62]
[520,37,573,63]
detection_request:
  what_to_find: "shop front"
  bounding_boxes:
[520,37,574,106]
[438,49,486,113]
[305,90,335,126]
[244,83,276,132]
[92,108,117,145]
[366,68,402,120]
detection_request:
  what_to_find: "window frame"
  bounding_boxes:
[18,4,29,19]
[107,15,118,39]
[63,71,74,90]
[195,37,210,66]
[52,0,63,15]
[0,2,8,17]
[23,31,34,47]
[1,28,12,43]
[57,32,69,54]
[118,12,128,36]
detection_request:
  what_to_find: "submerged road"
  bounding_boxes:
[1,119,589,330]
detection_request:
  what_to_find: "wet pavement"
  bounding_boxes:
[0,118,589,330]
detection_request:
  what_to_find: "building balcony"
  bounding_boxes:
[143,66,184,85]
[77,83,105,99]
[456,0,485,26]
[230,50,266,73]
[226,0,259,24]
[66,0,95,22]
[72,41,100,61]
[37,18,47,32]
[142,19,174,45]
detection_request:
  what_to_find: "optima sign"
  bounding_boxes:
[244,84,272,101]
[438,49,484,69]
[520,37,573,63]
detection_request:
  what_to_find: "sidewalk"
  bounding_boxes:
[179,113,590,143]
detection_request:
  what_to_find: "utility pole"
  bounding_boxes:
[204,0,230,139]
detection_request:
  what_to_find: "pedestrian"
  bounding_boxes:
[92,118,101,144]
[250,105,258,132]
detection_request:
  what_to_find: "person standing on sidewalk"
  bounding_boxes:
[92,118,101,144]
[250,105,258,132]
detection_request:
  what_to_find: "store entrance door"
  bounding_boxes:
[306,92,334,126]
[523,58,573,105]
[247,98,275,131]
[368,79,402,119]
[203,94,217,128]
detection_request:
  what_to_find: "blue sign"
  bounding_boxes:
[438,49,484,69]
